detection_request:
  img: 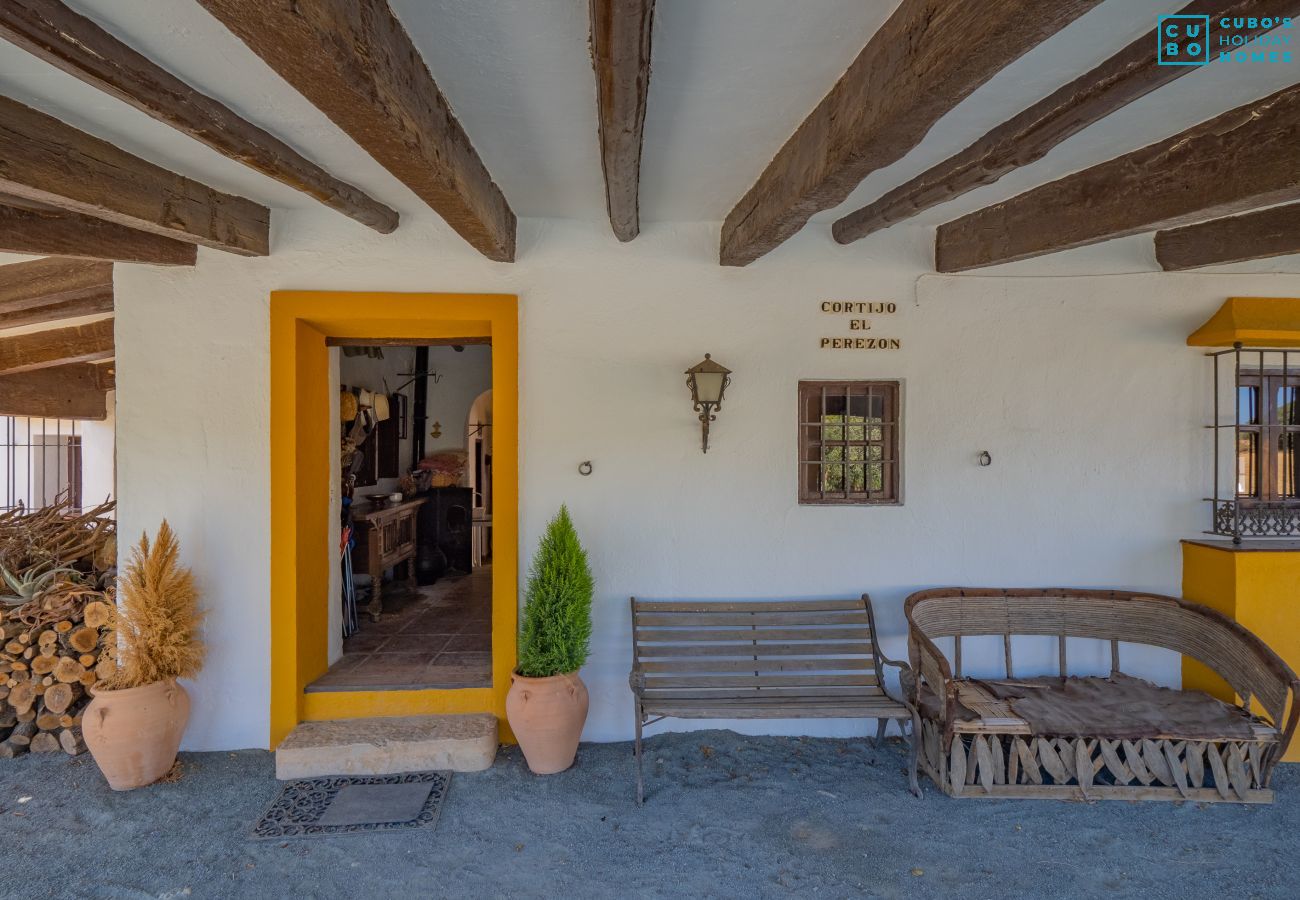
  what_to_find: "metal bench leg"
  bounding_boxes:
[634,708,645,806]
[906,710,922,797]
[874,717,887,747]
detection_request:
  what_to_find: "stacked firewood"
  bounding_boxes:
[0,497,116,757]
[0,599,115,756]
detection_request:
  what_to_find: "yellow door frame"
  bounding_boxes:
[269,290,518,748]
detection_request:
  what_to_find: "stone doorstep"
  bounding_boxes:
[275,713,498,780]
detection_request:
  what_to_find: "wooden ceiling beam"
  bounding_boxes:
[0,95,269,256]
[0,363,110,420]
[0,0,397,234]
[935,84,1300,272]
[590,0,655,242]
[833,0,1300,244]
[0,291,113,331]
[0,202,195,265]
[199,0,515,261]
[1156,204,1300,271]
[0,317,113,375]
[0,257,111,311]
[717,0,1104,267]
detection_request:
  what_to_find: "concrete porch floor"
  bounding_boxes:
[1,729,1297,899]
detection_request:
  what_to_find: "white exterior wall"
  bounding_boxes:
[111,211,1300,750]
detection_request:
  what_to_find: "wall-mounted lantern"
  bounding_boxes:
[685,354,732,453]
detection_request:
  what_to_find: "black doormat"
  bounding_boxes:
[251,771,450,840]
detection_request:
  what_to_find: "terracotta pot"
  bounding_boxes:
[83,678,190,791]
[506,671,589,774]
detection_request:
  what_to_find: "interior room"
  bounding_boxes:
[307,341,493,693]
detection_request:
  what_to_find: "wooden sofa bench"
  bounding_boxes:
[905,588,1300,803]
[629,595,915,803]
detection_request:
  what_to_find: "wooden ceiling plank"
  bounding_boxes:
[1156,204,1300,271]
[0,203,195,266]
[0,363,108,420]
[833,0,1300,244]
[0,95,269,256]
[717,0,1104,267]
[935,84,1300,272]
[0,257,112,312]
[199,0,515,261]
[0,291,113,331]
[0,317,114,375]
[0,0,398,234]
[590,0,655,242]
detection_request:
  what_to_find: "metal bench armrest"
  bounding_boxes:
[877,654,913,706]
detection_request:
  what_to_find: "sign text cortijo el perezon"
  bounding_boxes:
[820,301,900,349]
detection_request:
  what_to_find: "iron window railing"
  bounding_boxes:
[1204,344,1300,542]
[0,416,82,512]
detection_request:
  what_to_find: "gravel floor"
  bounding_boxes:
[0,729,1295,899]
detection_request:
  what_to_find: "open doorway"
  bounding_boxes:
[268,291,517,747]
[308,341,493,693]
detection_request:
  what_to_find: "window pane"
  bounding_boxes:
[1279,432,1299,499]
[1237,432,1259,497]
[1238,386,1259,425]
[799,381,899,504]
[1277,385,1299,426]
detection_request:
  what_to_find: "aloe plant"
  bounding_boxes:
[0,565,81,607]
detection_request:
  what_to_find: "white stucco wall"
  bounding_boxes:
[111,211,1300,750]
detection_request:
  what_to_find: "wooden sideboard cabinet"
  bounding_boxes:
[351,497,427,622]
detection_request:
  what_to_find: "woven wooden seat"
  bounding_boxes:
[905,588,1300,803]
[629,595,916,804]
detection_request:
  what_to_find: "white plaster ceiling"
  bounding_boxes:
[0,0,1293,257]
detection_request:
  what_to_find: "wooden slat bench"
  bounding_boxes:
[906,588,1300,802]
[629,595,916,803]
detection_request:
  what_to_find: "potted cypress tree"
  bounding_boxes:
[83,521,204,790]
[506,505,593,774]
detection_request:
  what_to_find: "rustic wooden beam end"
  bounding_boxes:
[1155,203,1300,271]
[0,96,269,256]
[590,0,655,242]
[718,0,1105,267]
[0,0,398,234]
[832,0,1300,245]
[199,0,515,261]
[935,83,1300,272]
[0,202,196,266]
[0,317,114,375]
[0,363,111,420]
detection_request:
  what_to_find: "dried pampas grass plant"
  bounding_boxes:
[102,520,204,690]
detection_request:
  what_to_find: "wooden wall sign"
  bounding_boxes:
[819,301,901,350]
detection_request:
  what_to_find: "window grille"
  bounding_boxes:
[799,381,901,505]
[1204,345,1300,541]
[0,416,82,511]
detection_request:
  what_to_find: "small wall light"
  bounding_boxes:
[685,354,732,453]
[430,421,442,439]
[977,450,992,467]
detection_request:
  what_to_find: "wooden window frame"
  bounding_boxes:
[798,380,902,506]
[1236,368,1300,505]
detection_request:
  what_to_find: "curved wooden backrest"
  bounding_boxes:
[904,588,1299,734]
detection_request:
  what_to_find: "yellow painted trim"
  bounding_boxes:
[1187,297,1300,347]
[1182,541,1300,762]
[270,291,518,748]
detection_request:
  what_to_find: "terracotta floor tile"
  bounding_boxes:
[442,634,492,652]
[434,651,492,667]
[379,634,452,654]
[308,565,493,692]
